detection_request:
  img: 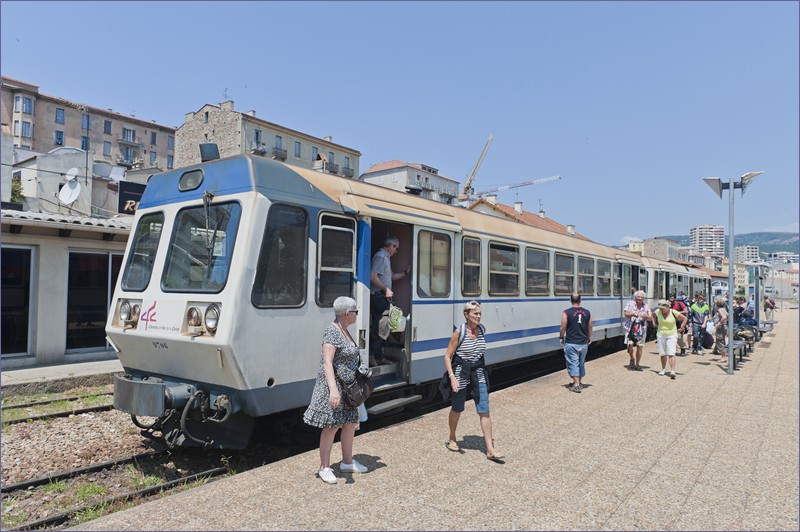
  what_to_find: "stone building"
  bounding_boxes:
[360,160,459,204]
[642,237,688,262]
[175,101,361,177]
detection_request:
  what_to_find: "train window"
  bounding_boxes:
[317,215,356,306]
[640,269,648,295]
[578,257,594,296]
[612,263,622,296]
[252,204,308,307]
[554,254,574,296]
[163,202,241,293]
[623,264,632,295]
[417,231,451,298]
[489,242,519,296]
[525,248,549,296]
[121,213,164,292]
[597,260,611,296]
[461,237,481,297]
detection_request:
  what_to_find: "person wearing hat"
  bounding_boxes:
[654,299,689,379]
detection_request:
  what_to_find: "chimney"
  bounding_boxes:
[567,224,575,236]
[514,201,523,214]
[486,194,497,204]
[324,136,332,142]
[220,100,234,111]
[185,112,195,121]
[538,210,546,219]
[245,110,256,117]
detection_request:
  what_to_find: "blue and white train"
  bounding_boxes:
[106,149,710,449]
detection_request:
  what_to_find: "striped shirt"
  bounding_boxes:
[453,330,487,390]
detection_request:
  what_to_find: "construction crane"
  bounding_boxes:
[475,175,561,197]
[461,134,493,198]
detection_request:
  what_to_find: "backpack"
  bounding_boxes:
[455,322,486,350]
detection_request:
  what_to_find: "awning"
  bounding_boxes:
[339,194,461,232]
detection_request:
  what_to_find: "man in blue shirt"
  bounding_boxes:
[559,293,593,393]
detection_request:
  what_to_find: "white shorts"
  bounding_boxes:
[657,334,678,356]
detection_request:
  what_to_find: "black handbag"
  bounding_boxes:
[340,368,375,408]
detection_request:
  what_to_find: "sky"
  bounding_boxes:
[2,1,797,246]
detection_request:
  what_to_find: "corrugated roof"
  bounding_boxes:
[1,210,133,231]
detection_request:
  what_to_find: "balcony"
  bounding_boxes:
[328,163,339,174]
[117,136,143,148]
[251,141,267,155]
[313,160,340,175]
[342,167,354,178]
[270,147,287,161]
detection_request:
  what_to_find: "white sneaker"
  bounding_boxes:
[669,371,677,379]
[658,370,666,376]
[318,467,338,484]
[340,460,368,474]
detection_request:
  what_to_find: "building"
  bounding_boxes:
[1,76,176,174]
[734,245,760,264]
[689,224,725,254]
[359,160,459,204]
[467,197,590,240]
[175,101,361,178]
[766,251,800,266]
[641,238,688,262]
[627,240,644,255]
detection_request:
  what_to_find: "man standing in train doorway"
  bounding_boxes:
[559,293,592,393]
[369,236,409,366]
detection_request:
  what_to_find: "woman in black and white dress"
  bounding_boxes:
[443,300,504,461]
[303,296,368,484]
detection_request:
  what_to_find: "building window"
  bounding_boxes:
[55,108,65,124]
[13,120,19,136]
[67,252,123,350]
[14,95,20,112]
[294,141,301,158]
[204,111,209,123]
[328,151,335,165]
[312,146,319,161]
[150,151,157,165]
[344,156,351,170]
[167,155,174,169]
[22,97,33,114]
[82,114,90,130]
[81,136,90,150]
[254,129,261,144]
[104,120,112,134]
[275,135,282,149]
[1,248,32,356]
[103,141,111,156]
[167,136,174,149]
[123,146,133,163]
[150,132,157,145]
[21,121,32,138]
[122,127,135,142]
[54,130,64,146]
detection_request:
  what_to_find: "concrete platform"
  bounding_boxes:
[53,310,799,530]
[1,358,122,395]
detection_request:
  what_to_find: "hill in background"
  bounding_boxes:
[657,232,799,256]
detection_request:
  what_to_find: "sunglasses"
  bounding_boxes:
[348,309,359,315]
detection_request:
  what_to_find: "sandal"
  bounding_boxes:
[446,440,461,452]
[487,451,505,462]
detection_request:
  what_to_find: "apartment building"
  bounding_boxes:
[175,101,360,177]
[642,237,688,262]
[360,160,459,204]
[2,76,176,172]
[734,245,760,264]
[689,224,725,254]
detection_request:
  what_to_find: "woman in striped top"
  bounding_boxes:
[443,301,505,461]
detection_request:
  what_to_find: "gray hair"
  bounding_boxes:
[463,300,481,314]
[634,290,646,298]
[383,236,399,248]
[333,296,357,318]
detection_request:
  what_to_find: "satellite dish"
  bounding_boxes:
[58,179,82,205]
[65,167,79,181]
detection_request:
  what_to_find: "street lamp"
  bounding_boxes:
[703,171,764,375]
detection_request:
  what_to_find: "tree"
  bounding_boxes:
[11,175,24,203]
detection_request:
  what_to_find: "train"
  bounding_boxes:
[106,147,711,449]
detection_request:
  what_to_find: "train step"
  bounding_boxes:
[367,395,422,416]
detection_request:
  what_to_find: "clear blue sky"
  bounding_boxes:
[2,1,797,246]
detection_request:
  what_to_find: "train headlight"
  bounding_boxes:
[119,300,131,321]
[186,307,202,327]
[204,304,220,334]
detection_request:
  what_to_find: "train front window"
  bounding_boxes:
[162,202,241,292]
[122,213,164,292]
[252,204,308,307]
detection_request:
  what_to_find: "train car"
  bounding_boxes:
[107,149,647,449]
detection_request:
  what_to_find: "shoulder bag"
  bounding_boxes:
[340,367,375,408]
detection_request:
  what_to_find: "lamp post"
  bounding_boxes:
[703,171,764,375]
